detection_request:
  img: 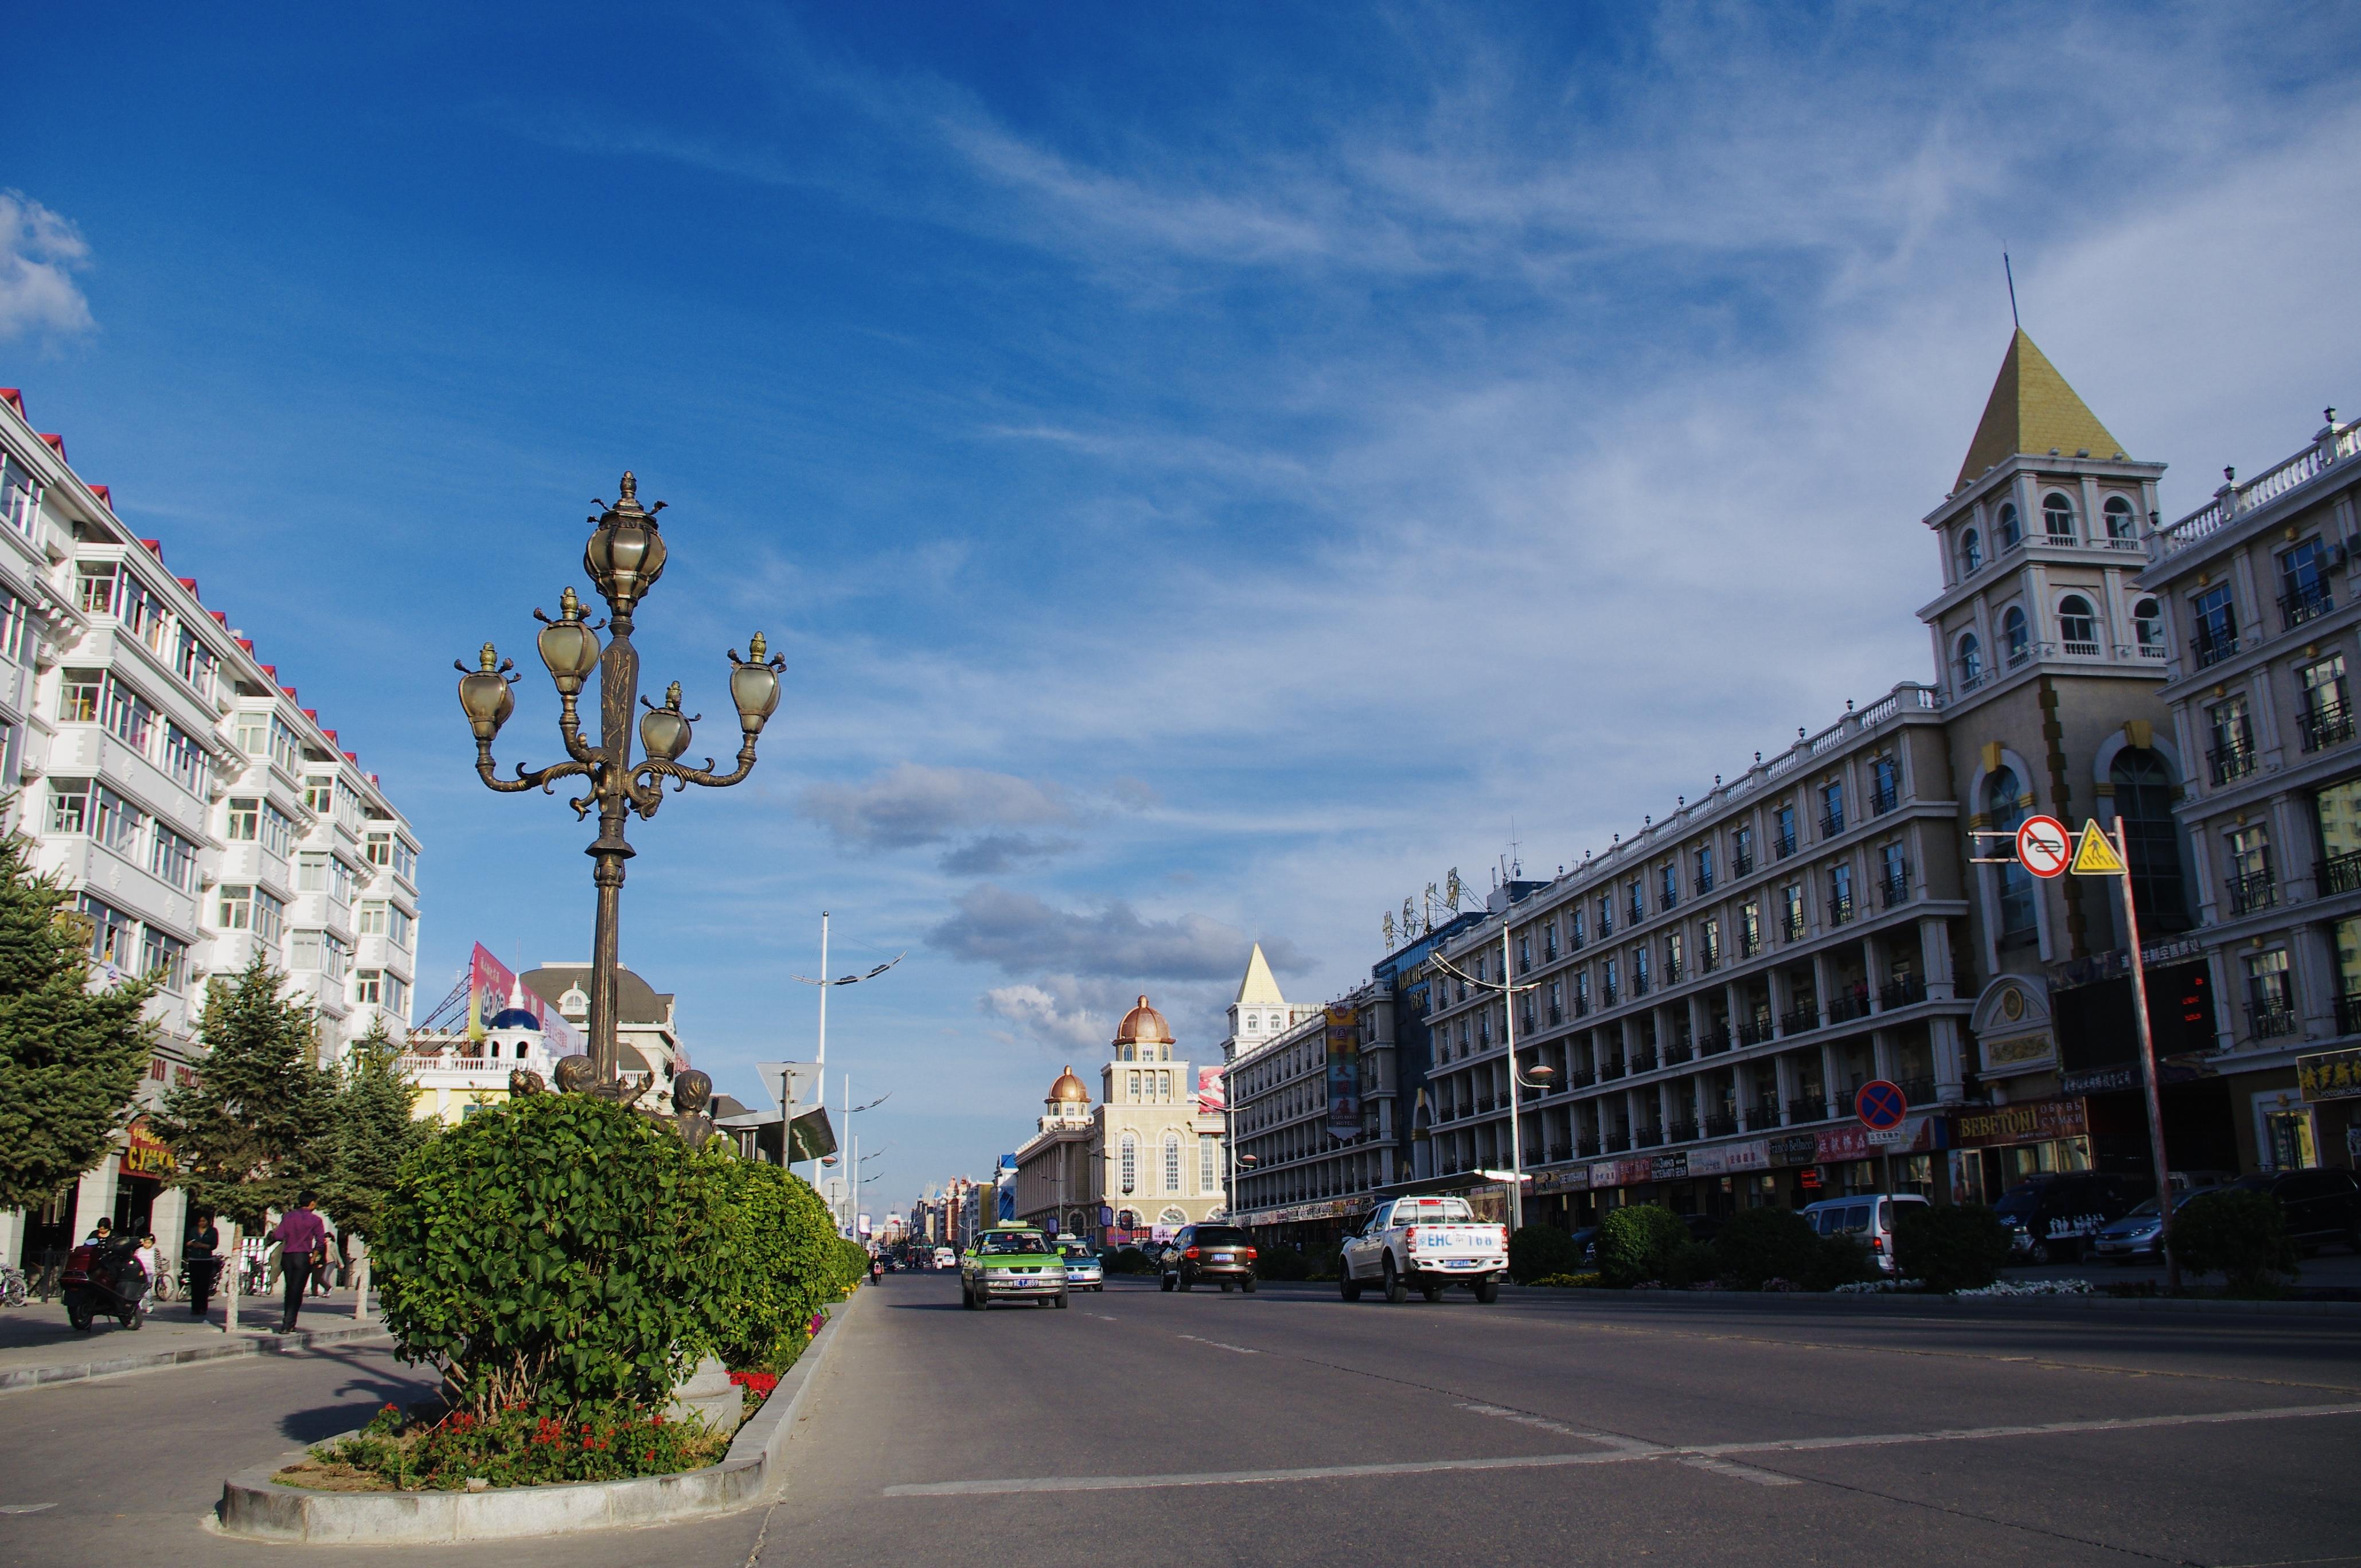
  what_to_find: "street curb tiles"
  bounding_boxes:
[0,1321,392,1394]
[212,1282,872,1543]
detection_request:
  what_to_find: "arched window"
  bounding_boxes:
[2112,748,2190,931]
[1957,632,1984,689]
[1158,1206,1188,1227]
[1997,502,2023,548]
[1960,528,1984,574]
[2134,597,2165,657]
[2059,594,2098,652]
[1119,1133,1137,1194]
[1987,766,2036,938]
[2043,492,2077,540]
[2104,496,2137,541]
[2003,605,2030,665]
[1164,1133,1183,1193]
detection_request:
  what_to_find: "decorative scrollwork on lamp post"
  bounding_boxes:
[456,471,785,1093]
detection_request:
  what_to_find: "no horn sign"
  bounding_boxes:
[2016,816,2071,879]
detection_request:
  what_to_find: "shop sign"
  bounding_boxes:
[1589,1161,1621,1188]
[2297,1047,2361,1103]
[1985,1032,2055,1066]
[119,1117,173,1177]
[1815,1114,1941,1161]
[1686,1146,1726,1177]
[1769,1133,1820,1167]
[1532,1166,1592,1194]
[2062,1064,2137,1096]
[1955,1097,2089,1149]
[1649,1152,1689,1183]
[1719,1140,1769,1172]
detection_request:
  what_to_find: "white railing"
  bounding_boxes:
[2157,416,2357,558]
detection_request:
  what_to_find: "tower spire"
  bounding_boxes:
[1956,329,2124,490]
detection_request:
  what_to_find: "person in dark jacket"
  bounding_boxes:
[183,1216,221,1319]
[267,1195,326,1333]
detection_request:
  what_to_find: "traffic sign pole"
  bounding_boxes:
[2109,818,2181,1294]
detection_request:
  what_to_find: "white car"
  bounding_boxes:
[933,1247,955,1270]
[1339,1195,1509,1304]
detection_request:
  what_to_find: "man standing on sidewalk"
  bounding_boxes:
[267,1194,326,1333]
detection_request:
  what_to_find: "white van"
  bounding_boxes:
[932,1246,955,1271]
[1800,1194,1930,1275]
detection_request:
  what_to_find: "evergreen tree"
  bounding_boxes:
[318,1018,430,1242]
[150,953,338,1229]
[0,828,159,1212]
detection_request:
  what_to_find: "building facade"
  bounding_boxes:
[1227,974,1399,1241]
[0,388,422,1275]
[2138,409,2361,1172]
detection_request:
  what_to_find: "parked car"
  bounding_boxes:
[1799,1194,1930,1274]
[1161,1224,1258,1293]
[1992,1172,2152,1263]
[2218,1168,2361,1253]
[2092,1188,2213,1263]
[1060,1242,1105,1292]
[1339,1195,1509,1303]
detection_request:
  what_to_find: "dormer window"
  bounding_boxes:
[1244,1016,1259,1034]
[1960,528,1983,574]
[2043,492,2077,540]
[1997,502,2022,548]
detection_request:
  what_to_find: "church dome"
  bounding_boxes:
[1114,996,1174,1046]
[1048,1066,1090,1104]
[489,1008,543,1031]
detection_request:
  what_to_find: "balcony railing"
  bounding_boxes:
[1602,1130,1630,1153]
[1870,783,1899,816]
[1788,1095,1832,1122]
[1602,982,1619,1007]
[1700,947,1720,976]
[2247,1001,2298,1040]
[1828,894,1855,926]
[1634,1125,1664,1148]
[1880,973,1929,1009]
[1664,1042,1694,1066]
[2338,992,2361,1036]
[1546,1142,1571,1164]
[1782,915,1806,943]
[2280,580,2334,630]
[2323,848,2361,897]
[2209,741,2257,785]
[1630,1048,1659,1073]
[1599,1057,1626,1081]
[1577,1136,1602,1157]
[1894,1075,1938,1105]
[1704,1113,1739,1138]
[1665,1118,1699,1143]
[1693,870,1715,896]
[1547,1004,1563,1025]
[1827,989,1871,1023]
[1567,1066,1596,1088]
[1632,972,1651,998]
[1879,869,1910,908]
[1698,1025,1732,1055]
[1731,849,1755,877]
[1779,1006,1819,1035]
[1774,831,1798,860]
[1818,810,1844,840]
[2227,869,2278,916]
[1737,1016,1774,1046]
[1750,1098,1782,1125]
[2192,630,2240,669]
[2301,703,2356,753]
[1739,930,1762,959]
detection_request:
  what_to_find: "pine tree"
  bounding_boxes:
[150,953,338,1230]
[0,828,159,1212]
[318,1018,430,1242]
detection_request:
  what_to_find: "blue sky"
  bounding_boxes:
[6,2,2359,1211]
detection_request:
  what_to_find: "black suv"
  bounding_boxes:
[1160,1224,1259,1293]
[1993,1171,2153,1262]
[2222,1168,2361,1253]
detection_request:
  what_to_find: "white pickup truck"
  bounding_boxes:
[1338,1195,1509,1304]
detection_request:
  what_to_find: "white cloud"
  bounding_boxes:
[0,192,93,341]
[797,762,1080,852]
[930,884,1305,981]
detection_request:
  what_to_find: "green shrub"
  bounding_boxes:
[1892,1203,2010,1293]
[833,1237,872,1294]
[1107,1246,1152,1274]
[1595,1204,1688,1288]
[375,1094,721,1416]
[1252,1246,1310,1281]
[693,1149,844,1374]
[1802,1233,1879,1292]
[1531,1271,1602,1288]
[2173,1189,2298,1293]
[1712,1206,1820,1290]
[1508,1224,1583,1284]
[1662,1240,1720,1288]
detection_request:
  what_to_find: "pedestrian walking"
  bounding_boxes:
[267,1193,327,1333]
[309,1225,337,1296]
[135,1232,161,1313]
[183,1216,221,1319]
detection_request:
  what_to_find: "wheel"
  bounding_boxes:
[1220,1281,1234,1293]
[67,1302,91,1333]
[1053,1292,1070,1309]
[1161,1272,1176,1292]
[1474,1278,1500,1304]
[1340,1273,1363,1301]
[961,1285,976,1310]
[1177,1272,1192,1293]
[1420,1281,1443,1302]
[2031,1240,2056,1265]
[1383,1258,1407,1304]
[124,1309,142,1330]
[1242,1277,1257,1294]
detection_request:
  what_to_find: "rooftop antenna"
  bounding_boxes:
[2004,251,2020,330]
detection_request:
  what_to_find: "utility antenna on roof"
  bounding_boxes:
[2004,251,2020,330]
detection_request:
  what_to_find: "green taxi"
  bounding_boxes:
[960,1223,1069,1309]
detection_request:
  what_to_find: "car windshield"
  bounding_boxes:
[1061,1245,1094,1261]
[979,1232,1051,1255]
[1192,1227,1250,1247]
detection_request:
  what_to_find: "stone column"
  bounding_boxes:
[1920,917,1957,1002]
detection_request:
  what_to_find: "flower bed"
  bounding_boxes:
[1954,1278,2095,1298]
[275,1400,729,1492]
[727,1370,778,1405]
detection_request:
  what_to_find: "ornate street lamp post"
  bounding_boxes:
[456,471,783,1090]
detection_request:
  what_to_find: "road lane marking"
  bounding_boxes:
[1456,1402,1661,1454]
[1680,1456,1802,1487]
[1087,1313,1118,1321]
[1177,1334,1258,1354]
[883,1400,2361,1497]
[0,1504,55,1514]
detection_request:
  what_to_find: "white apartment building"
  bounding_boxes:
[0,387,422,1273]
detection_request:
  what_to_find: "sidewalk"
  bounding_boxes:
[0,1284,387,1393]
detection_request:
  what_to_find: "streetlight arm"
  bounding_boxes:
[472,739,598,799]
[633,736,759,799]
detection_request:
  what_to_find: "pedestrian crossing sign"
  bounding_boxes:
[2071,820,2126,876]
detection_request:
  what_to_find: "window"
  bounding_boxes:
[1603,957,1619,1007]
[1200,1134,1219,1191]
[1960,528,1983,574]
[1517,934,1532,974]
[1780,885,1805,941]
[47,779,91,834]
[354,969,383,1005]
[2133,598,2165,658]
[74,564,115,615]
[1956,632,1984,690]
[2244,949,2294,1038]
[1739,900,1761,957]
[2104,496,2137,541]
[297,853,330,892]
[139,927,189,992]
[163,721,209,795]
[1569,906,1585,949]
[147,825,198,892]
[58,668,103,723]
[1828,863,1854,924]
[1880,841,1909,904]
[1693,843,1715,894]
[357,901,388,936]
[102,677,155,751]
[218,886,255,930]
[1632,943,1651,996]
[1664,930,1683,982]
[1658,862,1678,910]
[173,627,217,698]
[1731,824,1754,875]
[92,785,145,854]
[2002,605,2030,666]
[226,798,260,840]
[1774,803,1797,859]
[2227,822,2275,914]
[1127,1070,1141,1099]
[1626,879,1643,925]
[77,893,136,968]
[1870,755,1899,814]
[2191,584,2238,666]
[291,931,322,969]
[0,449,37,538]
[1119,1133,1137,1193]
[1997,501,2022,548]
[1546,978,1563,1023]
[1597,893,1613,938]
[1987,767,2036,937]
[2208,696,2255,783]
[1818,780,1844,838]
[2058,595,2098,654]
[262,802,293,857]
[2281,538,2334,629]
[2112,748,2188,930]
[1700,917,1720,972]
[1572,970,1590,1015]
[0,587,33,666]
[304,776,335,814]
[1543,919,1559,961]
[1164,1133,1183,1193]
[2043,492,2076,540]
[2301,654,2352,752]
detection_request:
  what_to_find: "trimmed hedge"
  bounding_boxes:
[1892,1203,2009,1293]
[1596,1204,1688,1288]
[695,1148,851,1374]
[1508,1224,1583,1284]
[1711,1207,1820,1290]
[2174,1189,2298,1293]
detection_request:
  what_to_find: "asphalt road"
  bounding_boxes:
[2,1273,2358,1567]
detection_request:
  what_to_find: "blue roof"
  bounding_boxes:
[488,1008,543,1031]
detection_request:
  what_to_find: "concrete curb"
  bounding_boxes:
[214,1283,869,1543]
[1500,1285,2361,1318]
[0,1321,391,1394]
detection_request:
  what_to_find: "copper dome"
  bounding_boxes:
[1114,995,1174,1046]
[1048,1066,1090,1104]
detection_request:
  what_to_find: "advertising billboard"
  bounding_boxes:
[1325,1006,1363,1140]
[466,943,586,1057]
[1196,1065,1226,1114]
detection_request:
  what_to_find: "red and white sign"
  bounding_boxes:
[2016,815,2071,879]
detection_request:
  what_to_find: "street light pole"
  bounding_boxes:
[457,473,785,1091]
[789,916,903,1186]
[2114,819,2183,1294]
[1424,923,1546,1231]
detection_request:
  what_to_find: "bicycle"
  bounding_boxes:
[148,1251,177,1304]
[0,1265,28,1309]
